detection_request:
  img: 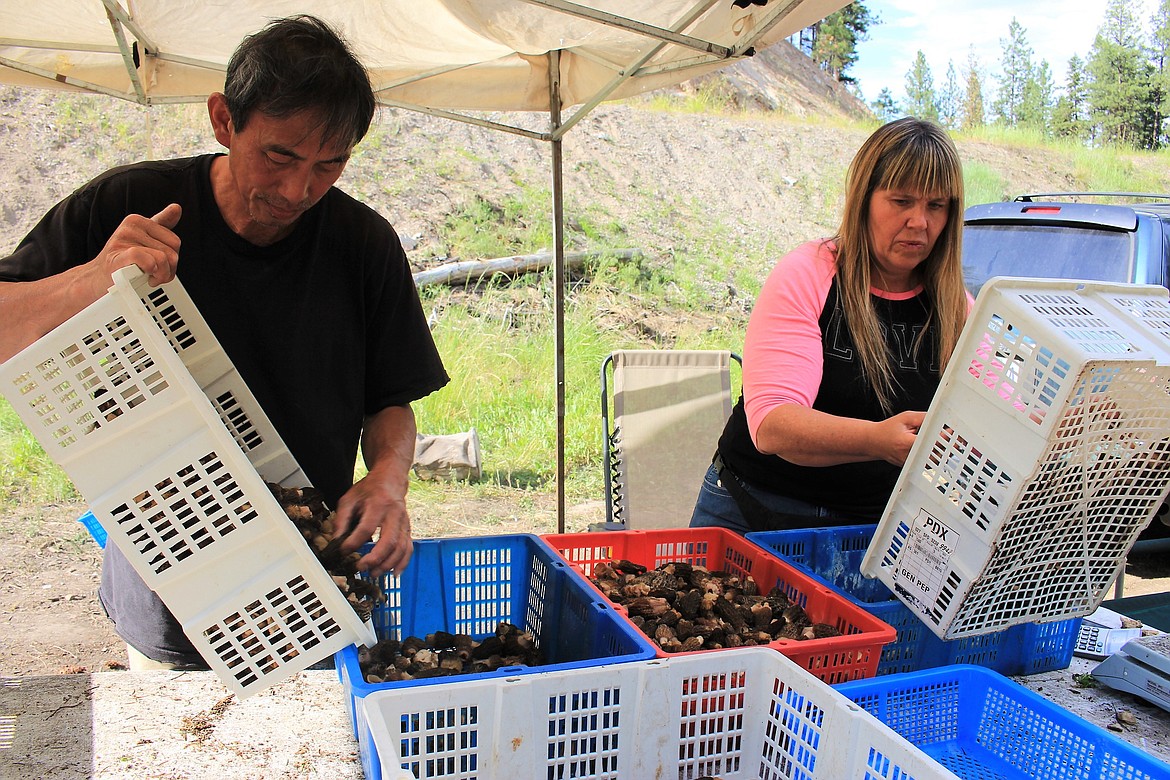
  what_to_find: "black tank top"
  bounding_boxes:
[718,278,941,518]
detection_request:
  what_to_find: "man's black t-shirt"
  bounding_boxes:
[0,155,449,664]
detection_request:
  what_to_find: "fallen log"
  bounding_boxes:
[412,248,641,288]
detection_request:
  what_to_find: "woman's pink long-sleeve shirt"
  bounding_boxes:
[742,239,931,447]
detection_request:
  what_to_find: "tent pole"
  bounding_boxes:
[550,51,567,534]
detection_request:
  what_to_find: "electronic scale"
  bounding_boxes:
[1093,633,1170,713]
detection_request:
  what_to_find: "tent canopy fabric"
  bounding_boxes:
[1,0,847,134]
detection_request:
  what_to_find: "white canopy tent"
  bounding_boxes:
[0,0,848,529]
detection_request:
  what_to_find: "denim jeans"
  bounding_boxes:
[688,462,864,535]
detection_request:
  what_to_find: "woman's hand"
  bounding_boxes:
[872,410,926,466]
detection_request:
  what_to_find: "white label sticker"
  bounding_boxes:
[895,510,959,608]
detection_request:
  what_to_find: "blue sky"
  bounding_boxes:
[848,0,1159,105]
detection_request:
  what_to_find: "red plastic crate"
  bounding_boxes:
[542,527,897,683]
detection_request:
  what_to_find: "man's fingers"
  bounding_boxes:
[145,206,182,253]
[138,205,182,284]
[151,203,182,230]
[359,532,412,578]
[135,247,179,286]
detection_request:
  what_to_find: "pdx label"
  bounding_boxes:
[894,509,959,609]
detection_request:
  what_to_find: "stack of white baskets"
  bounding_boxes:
[0,266,375,697]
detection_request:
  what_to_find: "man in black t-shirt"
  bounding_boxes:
[0,16,448,668]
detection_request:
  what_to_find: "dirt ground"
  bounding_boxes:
[2,670,363,780]
[1,503,123,676]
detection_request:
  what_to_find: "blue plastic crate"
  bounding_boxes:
[334,533,658,741]
[746,525,1081,676]
[836,664,1170,780]
[77,510,107,549]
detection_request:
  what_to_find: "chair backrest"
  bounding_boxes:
[602,349,738,529]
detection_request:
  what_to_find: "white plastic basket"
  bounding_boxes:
[359,646,961,780]
[862,278,1170,640]
[0,267,374,696]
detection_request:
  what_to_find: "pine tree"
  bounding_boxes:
[1149,0,1170,145]
[871,88,900,122]
[938,61,962,129]
[809,3,878,85]
[1087,0,1153,147]
[811,11,852,82]
[1052,55,1090,141]
[961,46,986,131]
[993,18,1034,125]
[903,51,939,121]
[1019,59,1055,134]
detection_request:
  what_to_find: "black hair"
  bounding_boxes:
[223,15,375,150]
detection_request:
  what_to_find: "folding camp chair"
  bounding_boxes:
[600,349,740,529]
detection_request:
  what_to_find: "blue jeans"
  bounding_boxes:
[688,462,855,536]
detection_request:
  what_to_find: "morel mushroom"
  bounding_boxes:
[268,482,384,623]
[359,622,544,683]
[589,559,840,652]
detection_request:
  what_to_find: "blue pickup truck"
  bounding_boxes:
[961,193,1170,541]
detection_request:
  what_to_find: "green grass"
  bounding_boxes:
[439,192,552,259]
[413,269,724,488]
[960,123,1053,148]
[0,398,77,506]
[956,124,1170,200]
[1063,143,1170,195]
[51,93,146,156]
[644,77,745,115]
[963,161,1010,205]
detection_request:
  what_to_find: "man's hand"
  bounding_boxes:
[96,203,182,286]
[331,405,418,578]
[0,203,184,363]
[332,474,412,578]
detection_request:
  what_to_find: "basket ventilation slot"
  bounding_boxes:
[213,390,264,452]
[110,451,258,575]
[143,287,198,353]
[545,686,622,778]
[203,574,340,691]
[13,317,171,450]
[398,704,482,777]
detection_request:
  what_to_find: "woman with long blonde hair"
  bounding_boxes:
[691,117,971,533]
